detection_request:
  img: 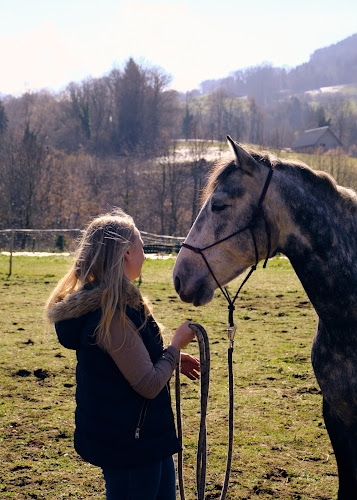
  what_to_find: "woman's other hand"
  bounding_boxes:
[180,352,200,380]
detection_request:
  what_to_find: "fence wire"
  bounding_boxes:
[0,229,184,255]
[0,229,185,277]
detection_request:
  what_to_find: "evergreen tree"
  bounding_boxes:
[0,99,8,137]
[118,58,144,152]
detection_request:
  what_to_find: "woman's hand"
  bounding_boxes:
[170,320,196,352]
[180,352,200,380]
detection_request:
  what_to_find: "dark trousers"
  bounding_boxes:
[102,456,176,500]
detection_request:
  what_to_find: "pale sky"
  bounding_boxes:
[1,0,356,96]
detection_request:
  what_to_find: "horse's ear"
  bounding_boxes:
[227,136,256,173]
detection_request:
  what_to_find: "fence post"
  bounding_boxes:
[8,230,14,278]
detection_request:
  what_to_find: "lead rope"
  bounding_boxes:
[176,322,234,500]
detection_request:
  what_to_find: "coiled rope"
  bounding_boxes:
[175,322,234,500]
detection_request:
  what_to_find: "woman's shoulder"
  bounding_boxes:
[55,309,101,350]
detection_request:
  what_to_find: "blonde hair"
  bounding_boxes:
[46,209,150,348]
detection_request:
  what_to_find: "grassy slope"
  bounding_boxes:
[0,255,338,499]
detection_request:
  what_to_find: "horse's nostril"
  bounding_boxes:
[174,276,181,294]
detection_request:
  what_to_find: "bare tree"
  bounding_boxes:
[328,97,352,146]
[208,88,227,141]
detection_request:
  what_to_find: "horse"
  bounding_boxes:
[173,136,357,499]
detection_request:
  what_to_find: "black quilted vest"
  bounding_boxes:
[55,305,180,468]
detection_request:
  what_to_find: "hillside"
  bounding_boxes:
[287,33,357,92]
[199,33,357,102]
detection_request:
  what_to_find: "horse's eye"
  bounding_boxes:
[212,203,228,213]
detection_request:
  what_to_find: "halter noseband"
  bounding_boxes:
[182,164,274,328]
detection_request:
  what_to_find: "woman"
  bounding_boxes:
[46,210,199,499]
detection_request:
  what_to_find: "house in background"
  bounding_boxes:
[292,126,343,153]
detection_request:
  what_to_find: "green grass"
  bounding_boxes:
[0,254,338,499]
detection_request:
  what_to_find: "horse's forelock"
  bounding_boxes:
[201,156,236,206]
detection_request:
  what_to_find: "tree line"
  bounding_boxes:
[0,57,356,235]
[0,103,213,235]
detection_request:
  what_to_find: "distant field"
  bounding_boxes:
[0,254,338,499]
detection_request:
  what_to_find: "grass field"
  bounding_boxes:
[0,254,338,499]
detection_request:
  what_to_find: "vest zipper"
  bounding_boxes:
[135,399,149,439]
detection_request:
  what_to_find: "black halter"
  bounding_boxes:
[182,165,274,328]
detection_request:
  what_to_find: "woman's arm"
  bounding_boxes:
[101,310,180,399]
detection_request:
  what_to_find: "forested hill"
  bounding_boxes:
[309,33,357,70]
[288,33,357,91]
[200,33,357,100]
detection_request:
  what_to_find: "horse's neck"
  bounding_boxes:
[275,173,357,327]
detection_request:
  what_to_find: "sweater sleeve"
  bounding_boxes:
[100,310,180,399]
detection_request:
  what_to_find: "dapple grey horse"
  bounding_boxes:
[173,136,357,499]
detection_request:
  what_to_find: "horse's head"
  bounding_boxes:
[173,137,277,306]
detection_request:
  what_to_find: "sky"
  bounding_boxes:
[1,0,357,96]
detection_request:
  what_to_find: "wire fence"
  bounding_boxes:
[0,229,185,276]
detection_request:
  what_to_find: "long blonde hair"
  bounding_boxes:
[46,209,150,347]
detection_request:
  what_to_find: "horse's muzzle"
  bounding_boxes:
[173,273,214,306]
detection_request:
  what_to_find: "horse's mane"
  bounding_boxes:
[203,147,357,210]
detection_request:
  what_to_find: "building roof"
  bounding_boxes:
[292,126,342,149]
